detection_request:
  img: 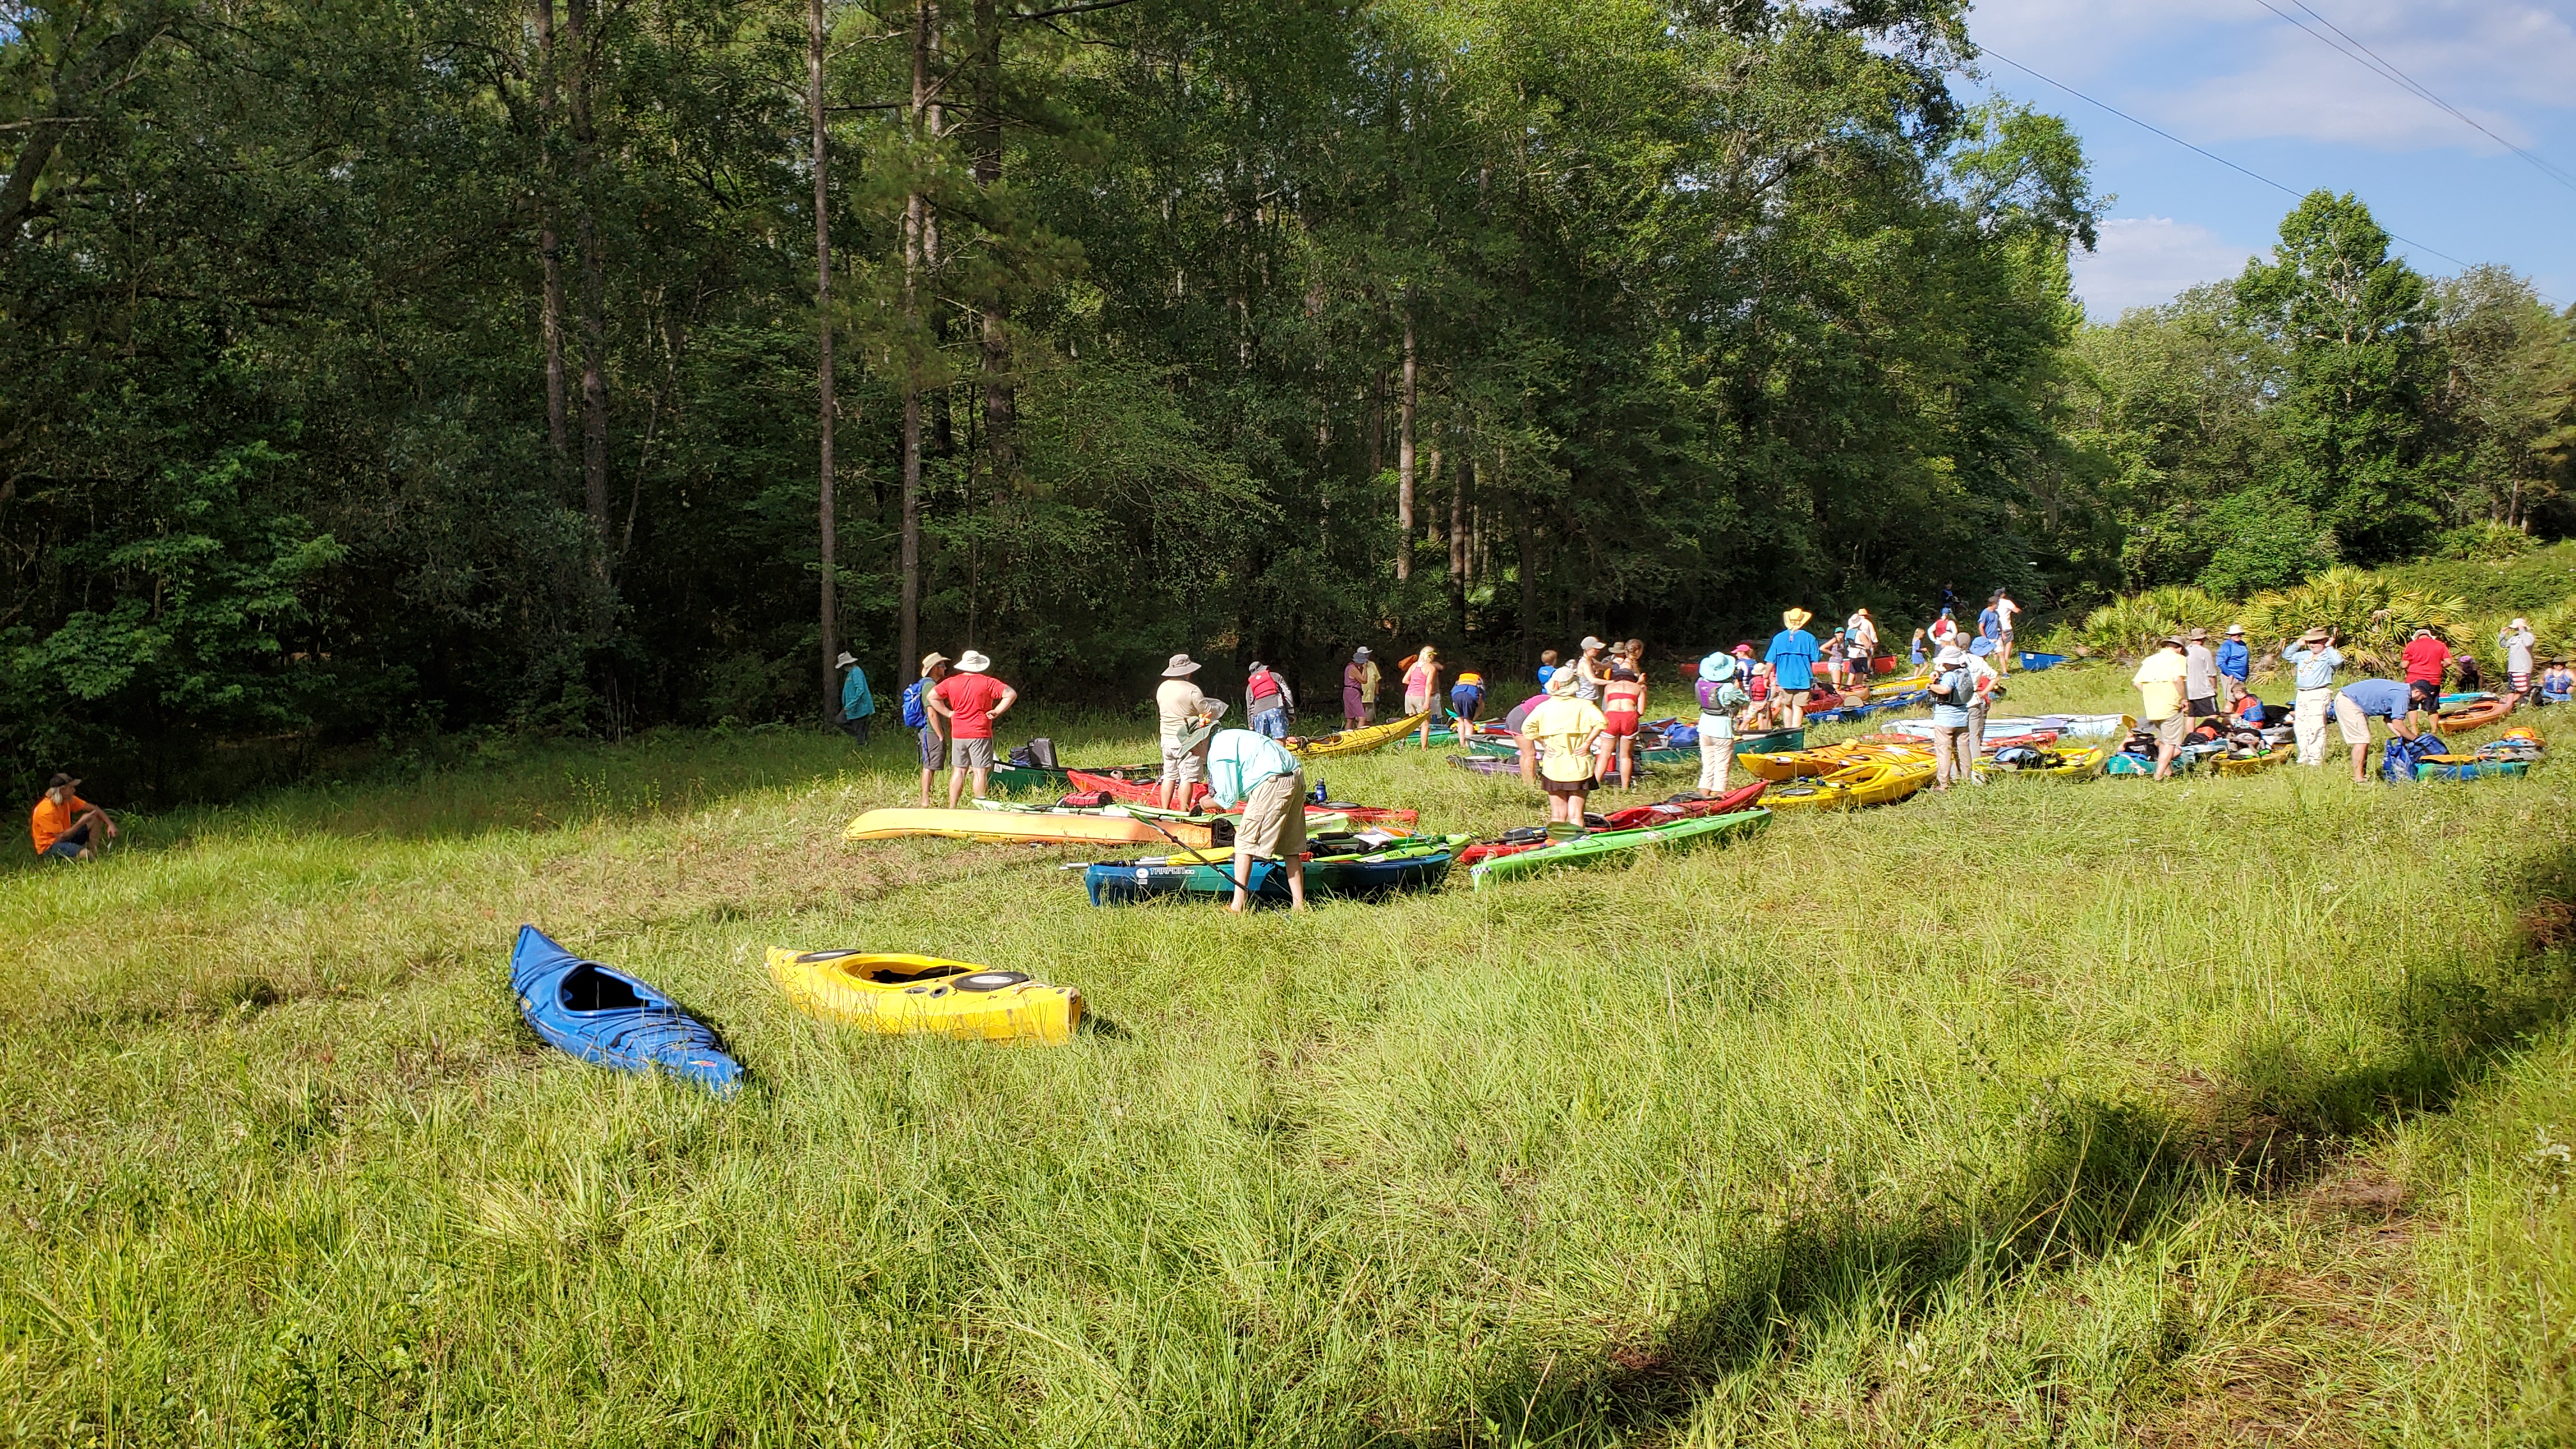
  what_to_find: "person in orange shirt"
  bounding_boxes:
[31,774,116,861]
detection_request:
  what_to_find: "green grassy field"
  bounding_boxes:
[6,667,2575,1446]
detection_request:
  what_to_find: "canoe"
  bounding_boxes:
[767,947,1082,1043]
[2211,749,2290,778]
[1288,712,1432,758]
[1742,737,1928,783]
[1597,780,1768,831]
[2435,698,2513,733]
[1450,753,1524,775]
[1735,727,1804,757]
[1468,809,1767,890]
[843,808,1210,848]
[510,925,742,1094]
[2415,757,2532,783]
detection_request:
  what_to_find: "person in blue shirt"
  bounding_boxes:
[1977,595,2004,649]
[2214,625,2251,706]
[1449,671,1486,724]
[1765,608,1821,728]
[2542,658,2575,705]
[836,651,874,746]
[2280,626,2343,766]
[2330,675,2419,783]
[1187,722,1308,912]
[1535,649,1559,690]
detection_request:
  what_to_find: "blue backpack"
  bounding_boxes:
[2380,733,2443,784]
[901,677,935,729]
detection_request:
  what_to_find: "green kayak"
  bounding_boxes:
[1467,809,1768,890]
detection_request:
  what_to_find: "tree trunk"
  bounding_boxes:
[971,0,1013,493]
[1396,309,1416,580]
[567,0,611,614]
[534,0,569,473]
[897,0,934,685]
[1451,448,1469,632]
[1516,480,1537,670]
[810,0,838,719]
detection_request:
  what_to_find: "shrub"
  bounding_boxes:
[2072,586,2228,661]
[2238,567,2469,673]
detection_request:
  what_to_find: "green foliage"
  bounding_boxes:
[2235,566,2467,673]
[2432,521,2535,564]
[2194,486,2336,599]
[2070,585,2227,661]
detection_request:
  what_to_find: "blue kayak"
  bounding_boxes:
[510,925,743,1094]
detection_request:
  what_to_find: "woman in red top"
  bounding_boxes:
[1601,657,1646,789]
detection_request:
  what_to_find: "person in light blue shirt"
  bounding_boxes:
[2281,626,2342,767]
[1190,724,1308,912]
[1765,608,1821,727]
[836,652,874,746]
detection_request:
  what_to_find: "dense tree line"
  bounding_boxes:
[1,0,2561,799]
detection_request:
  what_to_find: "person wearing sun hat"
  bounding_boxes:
[2132,636,2191,780]
[2500,617,2538,703]
[1694,651,1748,793]
[1155,653,1211,811]
[834,650,875,747]
[1765,608,1821,728]
[2281,626,2343,766]
[931,649,1017,808]
[909,652,951,806]
[1520,666,1607,826]
[1183,714,1307,912]
[1342,647,1378,727]
[1928,643,1977,788]
[2216,624,2251,706]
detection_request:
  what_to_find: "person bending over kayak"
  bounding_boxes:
[1186,720,1307,913]
[1521,670,1607,828]
[2331,677,2419,783]
[31,774,116,861]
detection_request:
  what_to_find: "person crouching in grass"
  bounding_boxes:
[31,774,116,861]
[1187,718,1306,912]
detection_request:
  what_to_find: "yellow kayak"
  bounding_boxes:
[768,948,1082,1044]
[1288,712,1431,759]
[1763,757,1934,809]
[842,808,1211,848]
[2212,749,2290,778]
[1981,744,2109,780]
[1742,738,1926,782]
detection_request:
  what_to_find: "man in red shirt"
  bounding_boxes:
[2399,628,2453,726]
[930,650,1019,808]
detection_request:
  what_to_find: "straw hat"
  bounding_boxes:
[919,650,951,673]
[1162,653,1201,678]
[1782,608,1813,631]
[2300,627,2329,644]
[956,650,992,673]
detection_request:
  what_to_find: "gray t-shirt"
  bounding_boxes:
[2184,643,2216,699]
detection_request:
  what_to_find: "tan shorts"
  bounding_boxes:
[1234,770,1307,861]
[2154,713,2189,749]
[2332,696,2375,746]
[948,736,996,770]
[1160,742,1206,787]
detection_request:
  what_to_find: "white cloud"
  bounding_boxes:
[2071,217,2262,319]
[1971,0,2576,152]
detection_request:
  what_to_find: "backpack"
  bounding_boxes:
[1695,677,1748,712]
[901,677,935,728]
[2380,734,2444,784]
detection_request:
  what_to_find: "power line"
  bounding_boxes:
[2255,0,2576,198]
[1976,44,2568,305]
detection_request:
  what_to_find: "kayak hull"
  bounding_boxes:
[767,947,1081,1043]
[844,808,1208,848]
[1468,809,1768,890]
[1288,712,1432,759]
[510,925,742,1094]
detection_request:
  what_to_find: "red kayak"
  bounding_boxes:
[1064,767,1418,829]
[1598,779,1767,831]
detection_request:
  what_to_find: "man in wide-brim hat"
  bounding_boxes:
[934,650,1018,808]
[1765,608,1821,728]
[834,650,874,747]
[1155,652,1210,811]
[1181,714,1307,912]
[2280,625,2343,767]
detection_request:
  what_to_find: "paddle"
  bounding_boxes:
[1126,808,1259,900]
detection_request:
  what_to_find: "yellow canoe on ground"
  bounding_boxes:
[768,948,1082,1044]
[1763,757,1934,809]
[1288,712,1431,759]
[2212,749,2290,778]
[842,808,1211,848]
[1980,744,2109,781]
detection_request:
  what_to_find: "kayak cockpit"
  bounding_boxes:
[559,963,652,1013]
[793,950,976,986]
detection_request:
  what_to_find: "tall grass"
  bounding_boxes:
[1,669,2572,1445]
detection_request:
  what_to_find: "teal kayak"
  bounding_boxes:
[1467,809,1768,890]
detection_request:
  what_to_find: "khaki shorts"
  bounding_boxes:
[1160,742,1206,787]
[1234,770,1307,861]
[2332,696,2375,746]
[2153,713,2189,749]
[948,736,997,770]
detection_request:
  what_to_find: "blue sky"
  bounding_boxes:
[1956,0,2576,319]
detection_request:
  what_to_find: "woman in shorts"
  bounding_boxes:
[1601,660,1646,788]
